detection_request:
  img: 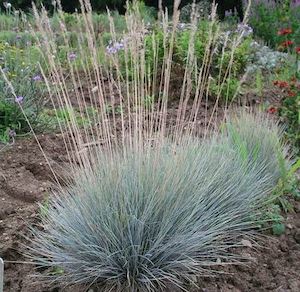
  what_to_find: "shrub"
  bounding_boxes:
[113,20,252,102]
[245,41,289,74]
[209,76,240,103]
[174,23,252,101]
[180,1,211,22]
[249,1,300,48]
[0,11,31,31]
[175,22,208,64]
[275,76,300,154]
[0,31,38,47]
[27,113,286,291]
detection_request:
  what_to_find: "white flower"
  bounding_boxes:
[3,2,12,9]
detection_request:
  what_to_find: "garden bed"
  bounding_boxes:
[1,129,300,292]
[0,1,299,291]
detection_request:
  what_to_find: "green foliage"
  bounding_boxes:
[0,42,46,143]
[39,197,50,218]
[180,1,211,22]
[144,28,165,69]
[0,31,38,48]
[209,77,240,103]
[40,106,99,132]
[261,203,285,236]
[272,157,300,211]
[272,76,300,155]
[263,199,286,236]
[279,92,300,154]
[223,113,297,235]
[217,37,252,77]
[50,11,127,34]
[0,12,31,31]
[142,21,252,102]
[224,112,288,178]
[49,267,64,276]
[127,0,156,24]
[272,222,285,236]
[175,26,206,64]
[249,1,300,48]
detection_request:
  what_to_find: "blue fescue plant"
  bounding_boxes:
[26,112,287,291]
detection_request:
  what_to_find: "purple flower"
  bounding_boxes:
[106,46,117,54]
[292,0,300,7]
[15,96,24,103]
[106,40,124,55]
[236,23,253,37]
[8,129,16,138]
[32,74,42,82]
[225,10,233,17]
[177,23,186,30]
[16,35,22,41]
[68,52,77,61]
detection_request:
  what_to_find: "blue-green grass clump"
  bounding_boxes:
[28,113,287,291]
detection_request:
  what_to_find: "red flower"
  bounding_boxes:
[278,28,293,35]
[296,47,300,54]
[288,90,297,97]
[281,40,294,48]
[267,107,277,114]
[273,80,289,88]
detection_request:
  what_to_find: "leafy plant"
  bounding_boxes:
[246,41,289,75]
[249,1,300,48]
[266,203,286,236]
[0,42,46,143]
[180,1,211,22]
[273,76,300,154]
[40,106,99,132]
[209,76,240,103]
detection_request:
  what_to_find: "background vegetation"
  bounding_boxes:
[0,1,299,289]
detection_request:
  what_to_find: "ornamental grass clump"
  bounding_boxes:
[1,0,290,291]
[28,120,285,291]
[224,112,289,179]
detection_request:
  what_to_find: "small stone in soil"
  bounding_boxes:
[241,239,252,248]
